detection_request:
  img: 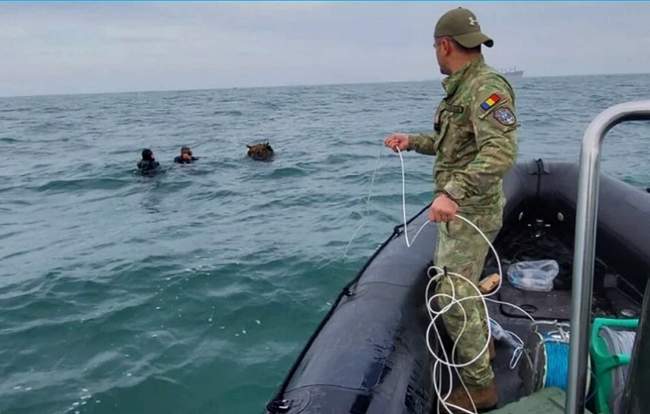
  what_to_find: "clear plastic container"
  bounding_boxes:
[506,259,559,292]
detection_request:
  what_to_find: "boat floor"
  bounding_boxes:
[439,219,643,411]
[486,387,593,414]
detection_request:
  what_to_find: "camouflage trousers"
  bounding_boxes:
[434,212,502,387]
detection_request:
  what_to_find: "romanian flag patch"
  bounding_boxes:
[480,93,501,111]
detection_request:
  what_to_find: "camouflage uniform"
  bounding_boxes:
[409,56,518,386]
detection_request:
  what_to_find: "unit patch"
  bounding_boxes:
[492,107,516,126]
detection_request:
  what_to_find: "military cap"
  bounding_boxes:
[435,7,494,48]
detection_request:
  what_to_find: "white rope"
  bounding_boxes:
[396,148,430,248]
[318,150,383,269]
[341,150,383,257]
[393,147,537,413]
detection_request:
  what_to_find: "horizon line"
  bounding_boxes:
[2,70,648,100]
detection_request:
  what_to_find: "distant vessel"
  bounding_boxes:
[501,67,524,79]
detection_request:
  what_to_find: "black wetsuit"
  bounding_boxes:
[137,159,160,174]
[174,156,199,164]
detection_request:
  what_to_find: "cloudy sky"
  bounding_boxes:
[1,2,649,97]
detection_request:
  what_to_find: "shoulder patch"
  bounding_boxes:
[493,107,516,126]
[480,93,502,111]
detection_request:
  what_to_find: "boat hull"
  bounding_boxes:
[267,160,650,414]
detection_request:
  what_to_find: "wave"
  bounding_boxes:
[213,110,243,116]
[0,107,32,114]
[34,177,130,193]
[0,137,20,143]
[268,166,308,178]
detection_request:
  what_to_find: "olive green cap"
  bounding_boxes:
[434,7,493,48]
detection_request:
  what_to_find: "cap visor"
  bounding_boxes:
[454,31,494,48]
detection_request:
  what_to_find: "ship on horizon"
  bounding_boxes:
[500,67,524,80]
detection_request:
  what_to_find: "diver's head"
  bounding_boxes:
[180,146,192,160]
[142,148,154,161]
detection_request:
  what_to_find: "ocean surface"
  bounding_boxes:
[1,74,649,414]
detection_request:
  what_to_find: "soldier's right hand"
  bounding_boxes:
[384,133,410,153]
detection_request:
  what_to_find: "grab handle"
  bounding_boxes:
[567,100,650,414]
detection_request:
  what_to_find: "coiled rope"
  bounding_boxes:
[394,148,536,414]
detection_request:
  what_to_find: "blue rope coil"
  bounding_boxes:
[544,338,570,390]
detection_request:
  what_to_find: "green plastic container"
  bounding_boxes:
[590,317,638,414]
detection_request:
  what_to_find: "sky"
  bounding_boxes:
[1,2,650,97]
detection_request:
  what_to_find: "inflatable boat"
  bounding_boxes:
[266,102,650,414]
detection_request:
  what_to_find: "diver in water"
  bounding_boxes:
[137,148,160,175]
[246,142,274,161]
[174,146,199,164]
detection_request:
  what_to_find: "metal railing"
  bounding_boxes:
[567,100,650,414]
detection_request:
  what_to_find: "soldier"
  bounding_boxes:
[384,7,518,411]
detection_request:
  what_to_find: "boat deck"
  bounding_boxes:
[475,215,642,410]
[487,387,592,414]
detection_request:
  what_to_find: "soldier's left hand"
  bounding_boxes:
[428,194,458,222]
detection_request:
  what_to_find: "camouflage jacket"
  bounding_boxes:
[408,56,518,216]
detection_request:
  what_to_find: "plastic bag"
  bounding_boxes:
[507,259,559,292]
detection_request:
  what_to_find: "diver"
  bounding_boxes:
[174,146,199,164]
[137,148,160,175]
[246,142,274,161]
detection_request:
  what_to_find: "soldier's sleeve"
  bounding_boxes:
[441,79,518,201]
[407,132,437,155]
